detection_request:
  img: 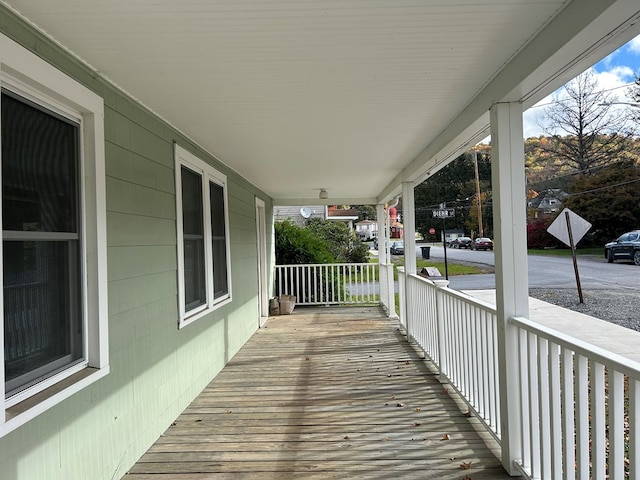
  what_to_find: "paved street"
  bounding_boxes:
[412,244,637,292]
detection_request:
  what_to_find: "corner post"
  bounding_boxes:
[491,101,528,475]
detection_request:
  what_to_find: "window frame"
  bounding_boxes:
[175,144,232,328]
[0,33,108,436]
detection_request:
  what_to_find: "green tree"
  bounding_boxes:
[414,151,492,239]
[563,160,640,245]
[306,218,357,263]
[274,220,334,265]
[353,205,376,221]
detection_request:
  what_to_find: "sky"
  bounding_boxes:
[522,34,640,138]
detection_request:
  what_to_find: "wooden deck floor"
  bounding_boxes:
[124,306,511,479]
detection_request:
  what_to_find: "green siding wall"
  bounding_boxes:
[0,7,274,480]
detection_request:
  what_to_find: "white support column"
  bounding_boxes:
[402,182,417,275]
[377,204,387,264]
[491,101,528,475]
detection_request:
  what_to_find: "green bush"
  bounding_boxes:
[275,220,334,265]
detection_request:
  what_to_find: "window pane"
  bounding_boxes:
[3,241,82,396]
[181,167,206,310]
[1,91,78,233]
[2,91,83,397]
[210,182,228,299]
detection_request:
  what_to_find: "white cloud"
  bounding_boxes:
[629,35,640,54]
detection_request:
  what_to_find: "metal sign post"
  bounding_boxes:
[432,208,455,280]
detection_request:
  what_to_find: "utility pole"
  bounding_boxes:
[473,150,484,238]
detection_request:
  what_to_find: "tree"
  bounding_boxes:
[562,159,640,245]
[629,73,640,124]
[414,150,492,239]
[274,220,334,265]
[353,205,376,221]
[539,70,635,174]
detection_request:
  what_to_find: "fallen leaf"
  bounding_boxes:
[460,461,472,470]
[413,422,421,426]
[305,357,310,361]
[344,435,350,440]
[405,360,411,365]
[225,410,233,414]
[396,402,405,407]
[415,407,421,412]
[380,437,390,442]
[391,395,396,399]
[195,419,202,423]
[441,434,450,441]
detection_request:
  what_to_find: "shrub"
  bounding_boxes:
[274,220,334,265]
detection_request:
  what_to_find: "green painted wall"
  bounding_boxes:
[0,7,274,480]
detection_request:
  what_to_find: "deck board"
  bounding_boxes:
[124,306,510,479]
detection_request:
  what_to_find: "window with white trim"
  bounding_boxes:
[0,33,107,435]
[175,145,231,327]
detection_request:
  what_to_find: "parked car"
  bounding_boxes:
[471,237,493,250]
[604,230,640,265]
[452,236,472,249]
[390,241,405,255]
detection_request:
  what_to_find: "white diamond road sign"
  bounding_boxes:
[547,208,591,247]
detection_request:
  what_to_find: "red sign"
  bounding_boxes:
[429,228,435,235]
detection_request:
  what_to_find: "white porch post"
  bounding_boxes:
[377,204,387,264]
[402,182,416,275]
[377,203,397,318]
[491,102,527,475]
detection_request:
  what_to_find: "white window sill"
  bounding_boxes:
[2,366,110,438]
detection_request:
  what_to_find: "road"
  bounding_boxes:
[412,244,638,292]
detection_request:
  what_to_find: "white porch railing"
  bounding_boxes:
[398,268,640,480]
[275,263,379,305]
[377,263,396,317]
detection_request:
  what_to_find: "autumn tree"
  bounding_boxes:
[539,69,635,174]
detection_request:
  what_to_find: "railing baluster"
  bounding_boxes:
[518,328,531,472]
[561,346,575,480]
[609,370,624,480]
[590,361,606,480]
[548,342,562,479]
[575,354,589,480]
[630,378,640,480]
[537,337,550,479]
[528,332,540,478]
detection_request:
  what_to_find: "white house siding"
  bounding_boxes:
[0,8,273,480]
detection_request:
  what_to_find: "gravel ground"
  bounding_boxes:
[529,288,640,332]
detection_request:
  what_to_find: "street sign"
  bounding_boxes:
[547,208,592,304]
[432,208,455,219]
[547,208,591,247]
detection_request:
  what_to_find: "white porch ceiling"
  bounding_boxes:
[4,0,640,205]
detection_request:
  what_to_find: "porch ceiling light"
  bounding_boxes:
[319,189,328,199]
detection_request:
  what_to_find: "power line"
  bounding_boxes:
[528,82,636,109]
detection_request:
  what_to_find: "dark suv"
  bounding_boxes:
[604,230,640,265]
